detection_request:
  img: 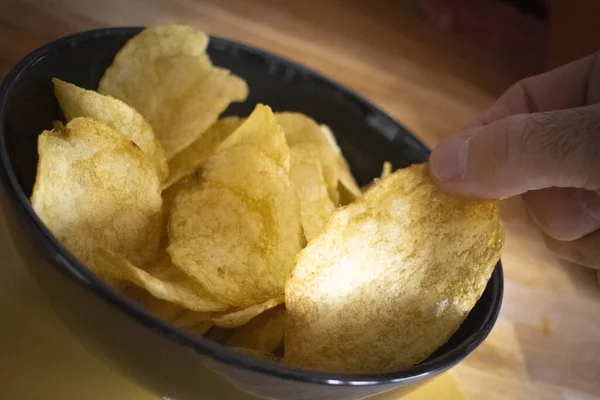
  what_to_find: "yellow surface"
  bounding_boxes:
[375,374,468,400]
[0,210,463,399]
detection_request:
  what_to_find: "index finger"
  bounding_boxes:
[467,51,600,129]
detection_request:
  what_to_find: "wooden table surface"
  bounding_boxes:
[1,1,599,399]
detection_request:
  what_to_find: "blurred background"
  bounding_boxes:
[2,0,599,145]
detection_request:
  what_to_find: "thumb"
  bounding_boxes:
[429,104,600,199]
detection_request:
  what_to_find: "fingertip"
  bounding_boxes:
[429,136,470,183]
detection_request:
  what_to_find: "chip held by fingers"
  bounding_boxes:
[284,163,503,373]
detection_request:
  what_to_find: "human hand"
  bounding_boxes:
[429,52,600,279]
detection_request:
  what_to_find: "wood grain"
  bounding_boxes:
[1,1,599,399]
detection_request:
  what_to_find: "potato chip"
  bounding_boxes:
[53,78,169,182]
[289,143,336,241]
[227,305,286,354]
[98,24,248,158]
[126,287,213,335]
[380,161,392,180]
[276,113,340,204]
[160,175,200,240]
[168,105,302,308]
[319,124,362,205]
[91,248,227,312]
[284,163,503,373]
[211,296,284,328]
[164,117,243,188]
[31,117,162,267]
[218,107,288,169]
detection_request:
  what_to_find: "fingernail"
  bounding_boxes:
[430,136,470,182]
[585,191,600,222]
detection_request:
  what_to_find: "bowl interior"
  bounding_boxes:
[0,27,502,383]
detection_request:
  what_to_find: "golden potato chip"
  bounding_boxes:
[126,287,213,335]
[227,305,286,354]
[53,78,169,182]
[164,117,244,188]
[168,105,302,308]
[380,161,392,180]
[284,163,503,374]
[91,248,227,312]
[162,172,201,229]
[276,113,340,204]
[211,296,284,328]
[98,24,248,158]
[31,117,162,267]
[218,107,288,169]
[289,143,336,241]
[319,124,362,205]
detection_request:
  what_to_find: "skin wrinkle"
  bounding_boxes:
[490,117,512,168]
[516,79,539,114]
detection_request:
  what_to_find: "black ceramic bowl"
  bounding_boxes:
[0,28,503,400]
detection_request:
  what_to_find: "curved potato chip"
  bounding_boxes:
[165,117,243,188]
[98,24,248,158]
[319,124,362,205]
[227,305,286,354]
[276,113,339,204]
[53,78,168,182]
[289,143,335,241]
[31,117,162,266]
[211,297,284,328]
[380,161,392,180]
[91,248,227,312]
[285,163,503,374]
[125,288,213,335]
[218,106,288,169]
[168,105,302,308]
[162,173,201,231]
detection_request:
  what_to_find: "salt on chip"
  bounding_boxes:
[168,105,302,308]
[31,117,162,267]
[210,296,284,328]
[53,78,169,182]
[289,143,336,241]
[319,124,362,205]
[98,24,248,158]
[165,117,243,188]
[91,248,227,312]
[284,163,503,374]
[227,305,286,354]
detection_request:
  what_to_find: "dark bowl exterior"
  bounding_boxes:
[0,28,503,400]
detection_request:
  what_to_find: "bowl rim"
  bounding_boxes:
[0,26,504,386]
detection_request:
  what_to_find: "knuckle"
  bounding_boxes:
[522,109,600,187]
